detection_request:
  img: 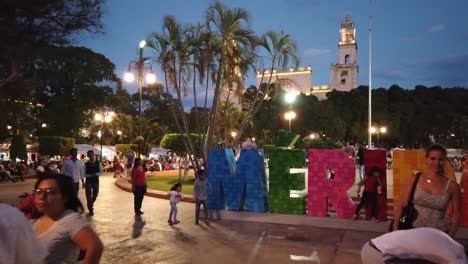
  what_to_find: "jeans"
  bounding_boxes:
[133,186,146,214]
[168,202,178,222]
[355,191,378,218]
[195,198,208,222]
[85,179,99,213]
[358,165,365,180]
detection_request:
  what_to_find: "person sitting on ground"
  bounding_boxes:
[30,173,103,264]
[35,159,45,173]
[0,164,11,181]
[361,227,467,264]
[46,161,60,173]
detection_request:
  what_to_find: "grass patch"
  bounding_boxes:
[146,176,194,195]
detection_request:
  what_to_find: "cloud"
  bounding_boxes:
[375,54,468,87]
[303,48,331,58]
[429,24,445,32]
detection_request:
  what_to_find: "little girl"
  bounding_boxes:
[168,183,184,225]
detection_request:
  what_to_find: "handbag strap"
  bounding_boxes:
[407,172,422,204]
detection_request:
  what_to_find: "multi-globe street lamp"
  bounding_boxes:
[284,110,296,132]
[124,40,156,157]
[95,112,113,162]
[116,130,123,144]
[370,126,387,148]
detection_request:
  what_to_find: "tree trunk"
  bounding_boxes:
[231,65,276,147]
[201,66,210,159]
[205,53,224,158]
[173,60,200,172]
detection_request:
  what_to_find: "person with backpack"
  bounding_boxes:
[84,150,103,216]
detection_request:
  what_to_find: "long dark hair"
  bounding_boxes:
[133,158,142,169]
[33,173,84,217]
[170,183,182,191]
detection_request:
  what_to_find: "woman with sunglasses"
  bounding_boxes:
[31,173,103,264]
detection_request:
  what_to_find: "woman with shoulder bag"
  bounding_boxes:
[392,144,462,237]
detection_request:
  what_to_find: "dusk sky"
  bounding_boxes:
[81,0,468,94]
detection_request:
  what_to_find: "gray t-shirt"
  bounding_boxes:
[194,179,209,200]
[31,210,89,264]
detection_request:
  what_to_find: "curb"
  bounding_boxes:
[216,210,468,240]
[114,178,195,203]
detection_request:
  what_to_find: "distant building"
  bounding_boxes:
[330,15,359,93]
[256,15,359,100]
[256,66,313,96]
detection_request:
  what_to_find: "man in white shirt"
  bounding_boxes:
[0,204,46,264]
[361,227,467,264]
[61,148,85,195]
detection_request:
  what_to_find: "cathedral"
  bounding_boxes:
[256,15,359,100]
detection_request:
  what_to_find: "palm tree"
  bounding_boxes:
[147,16,201,170]
[204,1,257,155]
[231,30,299,147]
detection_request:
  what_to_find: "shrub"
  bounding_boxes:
[39,137,75,156]
[116,144,138,155]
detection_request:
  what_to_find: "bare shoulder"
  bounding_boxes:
[448,178,461,194]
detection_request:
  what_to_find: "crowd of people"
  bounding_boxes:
[1,146,213,263]
[0,160,27,182]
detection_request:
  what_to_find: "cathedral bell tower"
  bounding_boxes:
[330,15,358,92]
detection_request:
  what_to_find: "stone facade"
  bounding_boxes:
[256,67,312,96]
[330,15,359,92]
[255,15,358,101]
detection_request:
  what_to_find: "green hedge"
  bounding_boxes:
[115,144,138,155]
[160,133,204,155]
[10,135,27,160]
[39,137,75,156]
[302,138,342,149]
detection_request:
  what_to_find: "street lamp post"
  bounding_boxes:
[368,0,373,148]
[95,112,113,162]
[370,126,387,148]
[124,40,156,157]
[284,110,296,132]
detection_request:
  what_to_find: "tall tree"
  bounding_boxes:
[205,1,256,154]
[0,0,106,89]
[147,16,201,169]
[28,46,116,138]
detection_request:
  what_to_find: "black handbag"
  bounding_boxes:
[389,172,421,232]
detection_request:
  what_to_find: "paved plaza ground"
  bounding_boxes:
[0,173,466,264]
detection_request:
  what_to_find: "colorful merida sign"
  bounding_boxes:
[206,148,467,227]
